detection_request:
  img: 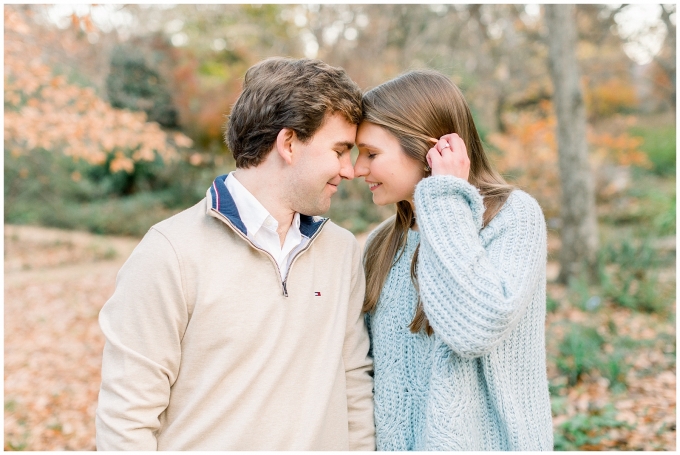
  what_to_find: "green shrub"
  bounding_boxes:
[629,125,676,176]
[651,192,676,236]
[600,176,676,238]
[5,143,392,237]
[599,351,629,393]
[625,183,677,237]
[554,324,633,393]
[553,404,631,450]
[550,394,568,415]
[4,147,213,237]
[597,239,669,314]
[106,43,178,128]
[546,294,559,313]
[566,273,603,312]
[556,324,604,385]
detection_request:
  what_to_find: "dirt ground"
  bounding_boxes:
[4,225,139,450]
[3,224,675,450]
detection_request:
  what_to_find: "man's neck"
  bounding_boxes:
[232,167,295,246]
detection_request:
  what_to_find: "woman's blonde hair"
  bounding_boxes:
[362,69,514,335]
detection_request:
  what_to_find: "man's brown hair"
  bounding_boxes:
[225,57,363,168]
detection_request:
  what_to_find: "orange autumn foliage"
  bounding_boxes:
[488,101,650,218]
[584,77,639,118]
[4,7,193,175]
[589,131,649,168]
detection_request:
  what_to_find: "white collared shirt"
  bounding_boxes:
[224,172,309,280]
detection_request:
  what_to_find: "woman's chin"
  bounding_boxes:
[371,194,393,207]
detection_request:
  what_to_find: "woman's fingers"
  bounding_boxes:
[426,147,441,172]
[449,134,461,153]
[436,137,450,153]
[429,133,470,179]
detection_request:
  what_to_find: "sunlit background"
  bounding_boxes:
[4,4,676,451]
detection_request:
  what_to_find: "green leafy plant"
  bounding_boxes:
[624,183,677,237]
[553,404,631,450]
[556,324,604,385]
[597,239,669,314]
[4,147,213,237]
[106,43,178,128]
[599,351,629,393]
[629,125,676,176]
[567,274,601,312]
[546,294,559,313]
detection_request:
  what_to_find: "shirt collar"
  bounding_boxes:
[207,174,325,238]
[225,172,303,239]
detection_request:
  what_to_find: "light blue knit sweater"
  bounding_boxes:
[366,175,553,451]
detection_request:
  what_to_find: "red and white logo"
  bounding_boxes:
[314,292,321,296]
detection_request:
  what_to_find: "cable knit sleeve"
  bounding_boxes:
[414,175,547,358]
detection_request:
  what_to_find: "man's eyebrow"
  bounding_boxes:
[335,141,355,150]
[356,142,378,150]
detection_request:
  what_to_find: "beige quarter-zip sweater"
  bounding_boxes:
[96,176,375,450]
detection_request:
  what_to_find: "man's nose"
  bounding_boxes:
[339,153,355,180]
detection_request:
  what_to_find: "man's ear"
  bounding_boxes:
[275,128,296,165]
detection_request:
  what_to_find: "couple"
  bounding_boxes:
[96,57,552,451]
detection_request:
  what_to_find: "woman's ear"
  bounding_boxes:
[275,128,296,165]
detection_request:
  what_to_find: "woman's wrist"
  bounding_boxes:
[415,175,485,232]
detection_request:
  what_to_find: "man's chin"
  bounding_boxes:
[296,199,331,217]
[313,202,332,216]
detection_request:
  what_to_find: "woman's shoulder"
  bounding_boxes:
[476,189,546,253]
[491,189,546,228]
[364,215,396,250]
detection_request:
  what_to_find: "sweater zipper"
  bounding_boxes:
[210,209,328,297]
[279,218,329,295]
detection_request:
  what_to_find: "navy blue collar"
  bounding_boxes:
[209,174,326,238]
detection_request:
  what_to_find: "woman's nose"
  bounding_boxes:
[353,156,368,178]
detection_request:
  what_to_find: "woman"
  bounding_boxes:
[354,70,553,451]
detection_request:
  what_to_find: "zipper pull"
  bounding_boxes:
[282,281,288,297]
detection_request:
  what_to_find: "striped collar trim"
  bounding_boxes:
[207,174,327,238]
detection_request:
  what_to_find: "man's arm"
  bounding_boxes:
[342,239,376,450]
[96,228,188,450]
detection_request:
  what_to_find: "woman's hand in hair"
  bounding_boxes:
[426,133,470,180]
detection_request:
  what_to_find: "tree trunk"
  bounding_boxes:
[544,4,599,284]
[657,4,676,108]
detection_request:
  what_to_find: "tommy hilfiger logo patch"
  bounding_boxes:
[314,292,321,296]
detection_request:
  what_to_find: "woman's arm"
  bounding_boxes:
[415,175,547,358]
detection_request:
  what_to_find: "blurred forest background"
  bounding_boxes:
[4,3,676,450]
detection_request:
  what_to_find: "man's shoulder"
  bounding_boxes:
[150,198,212,241]
[317,218,359,245]
[311,219,362,261]
[143,198,231,255]
[132,197,245,270]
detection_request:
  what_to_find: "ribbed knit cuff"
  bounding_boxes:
[414,175,484,231]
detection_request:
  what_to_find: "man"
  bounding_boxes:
[96,57,375,450]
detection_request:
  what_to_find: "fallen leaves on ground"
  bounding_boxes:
[4,225,676,450]
[4,225,139,450]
